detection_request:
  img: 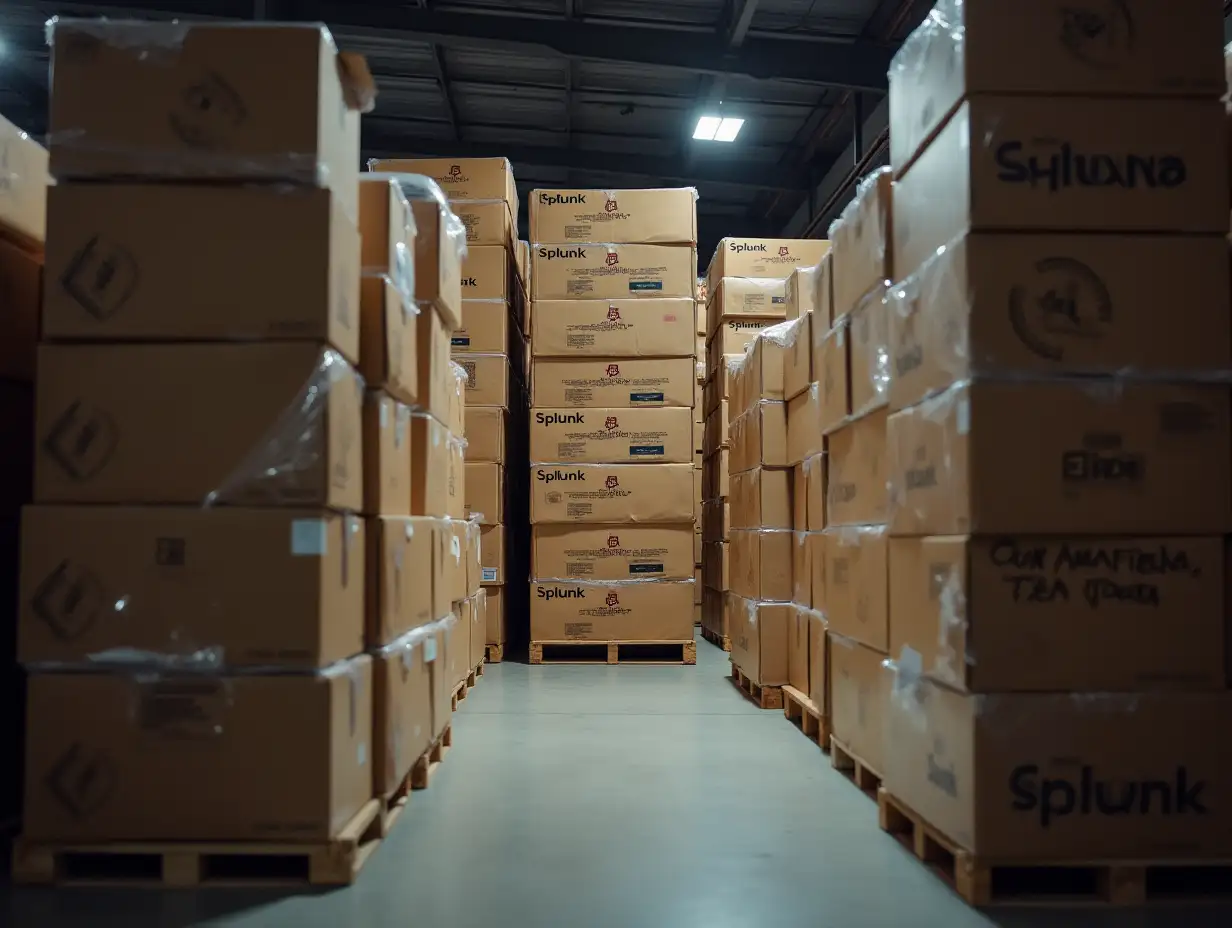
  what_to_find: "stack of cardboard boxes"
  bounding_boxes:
[527,189,698,657]
[881,0,1232,875]
[693,277,708,624]
[368,157,530,663]
[701,238,828,653]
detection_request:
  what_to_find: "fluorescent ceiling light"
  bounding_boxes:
[714,117,744,142]
[693,116,722,141]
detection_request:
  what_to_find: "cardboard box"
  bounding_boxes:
[453,200,515,249]
[35,343,362,509]
[702,447,730,500]
[447,360,467,435]
[453,300,509,355]
[792,532,811,609]
[358,176,415,290]
[808,609,828,712]
[849,290,890,417]
[530,462,695,524]
[827,408,889,527]
[889,0,1225,177]
[887,232,1231,413]
[706,319,779,377]
[886,380,1232,536]
[701,498,729,543]
[730,528,793,602]
[369,157,518,215]
[531,357,694,408]
[367,515,439,648]
[410,414,452,518]
[694,567,703,603]
[530,406,694,464]
[884,682,1232,860]
[829,168,893,318]
[707,239,831,287]
[18,505,364,667]
[486,585,505,644]
[825,525,889,653]
[792,464,807,531]
[816,252,834,328]
[480,524,505,585]
[440,519,467,605]
[464,406,506,463]
[893,97,1227,283]
[427,627,450,737]
[0,113,49,249]
[462,245,512,301]
[363,392,412,517]
[706,277,788,336]
[415,303,455,425]
[530,188,697,244]
[787,383,824,466]
[470,588,488,666]
[728,594,790,686]
[785,266,820,323]
[830,634,889,773]
[456,354,509,408]
[808,531,826,614]
[817,318,851,433]
[465,519,483,595]
[23,657,373,841]
[531,298,695,358]
[48,21,370,215]
[445,600,470,688]
[530,578,695,641]
[464,463,503,525]
[734,330,789,413]
[804,453,826,531]
[44,185,361,364]
[783,314,813,401]
[407,190,464,332]
[532,244,695,300]
[373,632,434,800]
[533,524,695,581]
[703,402,730,458]
[0,236,41,381]
[730,466,791,530]
[359,276,418,406]
[890,533,1225,693]
[701,585,726,639]
[730,401,788,472]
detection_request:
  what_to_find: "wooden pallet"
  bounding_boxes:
[411,723,453,791]
[529,639,697,665]
[877,788,1232,907]
[699,625,731,652]
[830,735,882,800]
[11,799,382,887]
[782,685,829,750]
[450,660,485,710]
[377,769,413,838]
[485,642,504,664]
[729,662,783,710]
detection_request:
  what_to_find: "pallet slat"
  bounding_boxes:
[529,640,697,665]
[484,642,504,664]
[829,735,882,800]
[700,626,731,652]
[729,663,782,710]
[451,660,485,710]
[782,685,829,750]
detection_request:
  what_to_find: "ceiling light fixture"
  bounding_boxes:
[693,115,744,142]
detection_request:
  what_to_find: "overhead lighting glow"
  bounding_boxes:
[693,116,722,141]
[714,117,744,142]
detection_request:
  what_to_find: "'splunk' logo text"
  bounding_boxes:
[995,141,1186,192]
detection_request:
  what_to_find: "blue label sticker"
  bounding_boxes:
[451,336,470,347]
[629,281,664,292]
[630,563,664,574]
[630,392,665,403]
[629,445,665,457]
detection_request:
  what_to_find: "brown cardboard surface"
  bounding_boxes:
[370,158,518,214]
[470,588,488,666]
[530,188,697,244]
[48,22,366,214]
[887,233,1231,413]
[445,601,470,689]
[532,244,696,300]
[703,402,730,458]
[373,637,434,799]
[792,532,811,608]
[702,448,730,500]
[45,185,360,363]
[531,462,695,524]
[804,453,826,531]
[825,525,889,653]
[453,200,515,249]
[783,313,813,401]
[704,354,738,413]
[35,343,362,509]
[829,634,890,773]
[890,534,1226,693]
[728,594,790,686]
[531,298,695,358]
[816,252,834,328]
[701,585,725,638]
[359,276,417,406]
[416,304,454,425]
[465,520,483,595]
[849,289,890,417]
[788,604,810,694]
[531,357,694,408]
[785,266,820,323]
[462,245,512,301]
[889,0,1225,177]
[363,392,411,517]
[893,97,1228,283]
[706,319,778,377]
[886,380,1232,536]
[730,529,793,602]
[817,318,851,433]
[808,531,826,613]
[366,516,438,648]
[705,277,788,336]
[533,524,695,581]
[734,332,788,413]
[730,402,788,473]
[456,354,510,408]
[729,467,791,530]
[808,610,828,712]
[409,197,464,332]
[0,236,41,381]
[23,658,374,841]
[883,682,1232,860]
[827,408,889,527]
[410,414,452,518]
[485,585,505,644]
[443,520,468,604]
[830,169,893,318]
[19,505,364,667]
[427,628,450,738]
[702,500,729,546]
[464,406,506,463]
[0,113,49,249]
[447,361,467,435]
[530,578,695,641]
[359,177,414,285]
[792,464,806,531]
[530,406,694,464]
[453,300,509,355]
[480,524,505,585]
[787,383,824,466]
[708,239,831,287]
[464,462,503,525]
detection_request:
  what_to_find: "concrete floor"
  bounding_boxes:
[5,633,1231,927]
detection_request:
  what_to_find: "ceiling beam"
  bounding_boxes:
[302,2,894,89]
[728,0,760,47]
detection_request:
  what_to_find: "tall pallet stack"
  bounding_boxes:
[693,277,707,625]
[527,188,699,664]
[701,238,828,654]
[878,0,1232,901]
[0,113,47,829]
[368,157,531,664]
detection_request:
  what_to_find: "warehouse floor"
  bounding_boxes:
[4,633,1230,927]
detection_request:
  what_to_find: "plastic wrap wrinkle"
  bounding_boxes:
[832,523,885,546]
[826,165,893,240]
[935,562,970,688]
[368,172,469,262]
[763,316,806,348]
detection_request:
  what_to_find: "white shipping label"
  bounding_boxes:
[291,519,329,556]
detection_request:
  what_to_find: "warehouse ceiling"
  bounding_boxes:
[0,0,931,255]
